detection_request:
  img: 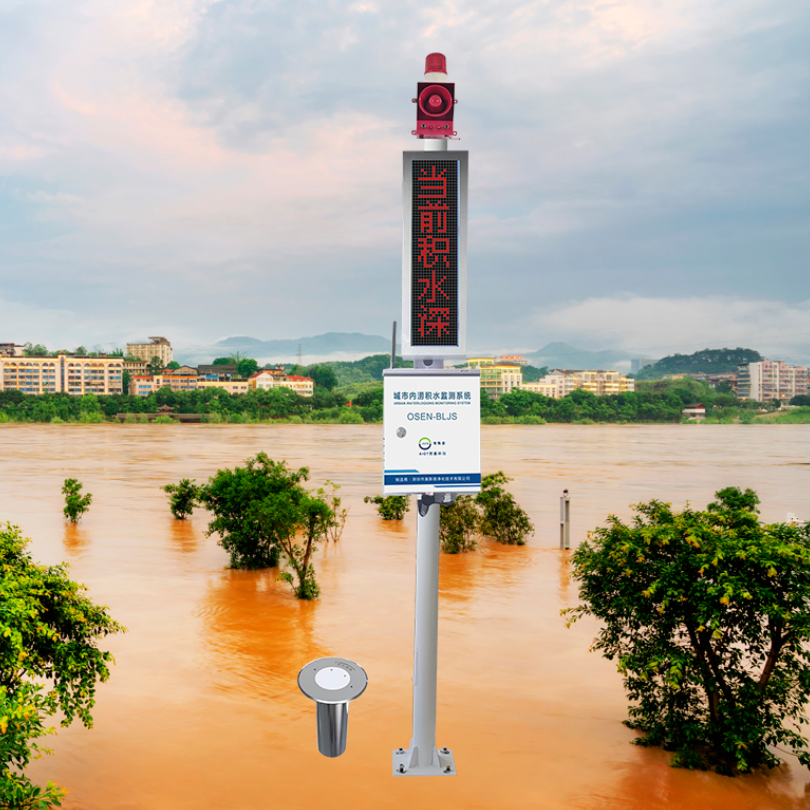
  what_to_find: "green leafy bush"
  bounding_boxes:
[197,453,338,598]
[338,408,365,424]
[566,488,810,774]
[364,495,410,520]
[475,472,534,545]
[367,473,534,552]
[0,524,123,806]
[439,496,479,554]
[162,479,200,519]
[61,478,92,523]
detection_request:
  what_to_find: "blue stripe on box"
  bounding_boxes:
[384,473,481,487]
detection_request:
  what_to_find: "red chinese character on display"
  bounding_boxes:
[418,269,448,304]
[417,236,450,269]
[413,162,455,343]
[419,308,451,339]
[416,166,447,199]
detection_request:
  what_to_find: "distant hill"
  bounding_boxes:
[175,332,395,366]
[522,342,638,372]
[319,354,412,386]
[213,332,393,356]
[637,348,762,380]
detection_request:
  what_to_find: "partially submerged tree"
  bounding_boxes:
[61,478,92,523]
[267,491,335,600]
[194,453,337,598]
[364,495,410,521]
[162,478,200,519]
[366,472,534,552]
[439,495,479,554]
[321,481,348,542]
[198,454,306,569]
[566,487,810,774]
[475,472,534,546]
[0,523,124,807]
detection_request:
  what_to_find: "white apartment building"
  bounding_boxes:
[524,369,635,399]
[248,370,313,397]
[0,354,124,395]
[126,337,173,366]
[737,361,808,401]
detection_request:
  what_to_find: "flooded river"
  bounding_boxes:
[1,423,809,809]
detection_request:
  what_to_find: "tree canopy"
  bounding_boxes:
[637,348,762,380]
[193,453,339,598]
[0,524,123,806]
[567,488,810,774]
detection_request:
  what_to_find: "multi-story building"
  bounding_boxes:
[0,354,124,395]
[130,366,252,396]
[0,344,24,357]
[196,378,250,395]
[466,359,523,400]
[526,369,634,399]
[248,368,287,391]
[198,364,237,379]
[130,367,199,395]
[249,369,313,397]
[123,358,148,376]
[126,337,173,366]
[498,354,529,366]
[519,380,558,398]
[737,361,808,401]
[282,375,314,397]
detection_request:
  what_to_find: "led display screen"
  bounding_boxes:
[411,159,459,347]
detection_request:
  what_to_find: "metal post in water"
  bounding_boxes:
[298,657,368,757]
[392,493,456,776]
[560,489,571,550]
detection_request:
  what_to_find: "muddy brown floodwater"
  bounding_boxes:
[1,423,809,809]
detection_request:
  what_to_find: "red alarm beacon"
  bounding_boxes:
[412,52,457,139]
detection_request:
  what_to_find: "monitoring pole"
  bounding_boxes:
[560,489,571,550]
[385,52,479,777]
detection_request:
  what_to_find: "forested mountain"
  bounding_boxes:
[637,348,762,380]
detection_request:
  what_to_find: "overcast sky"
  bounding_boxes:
[1,0,808,360]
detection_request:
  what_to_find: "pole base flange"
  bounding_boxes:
[392,746,456,777]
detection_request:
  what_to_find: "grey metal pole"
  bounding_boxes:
[411,495,440,765]
[560,489,571,550]
[316,701,349,758]
[393,492,455,776]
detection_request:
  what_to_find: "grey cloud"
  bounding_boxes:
[0,0,808,355]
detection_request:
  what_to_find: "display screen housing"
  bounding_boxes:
[401,151,468,359]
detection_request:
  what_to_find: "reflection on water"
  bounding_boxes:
[169,517,199,554]
[62,522,89,556]
[0,423,808,809]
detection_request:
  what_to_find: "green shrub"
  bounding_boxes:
[198,453,338,598]
[162,478,200,519]
[439,495,480,553]
[61,478,92,523]
[364,495,410,520]
[518,415,546,424]
[152,414,176,424]
[566,488,810,774]
[475,472,534,545]
[0,524,123,806]
[338,408,365,424]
